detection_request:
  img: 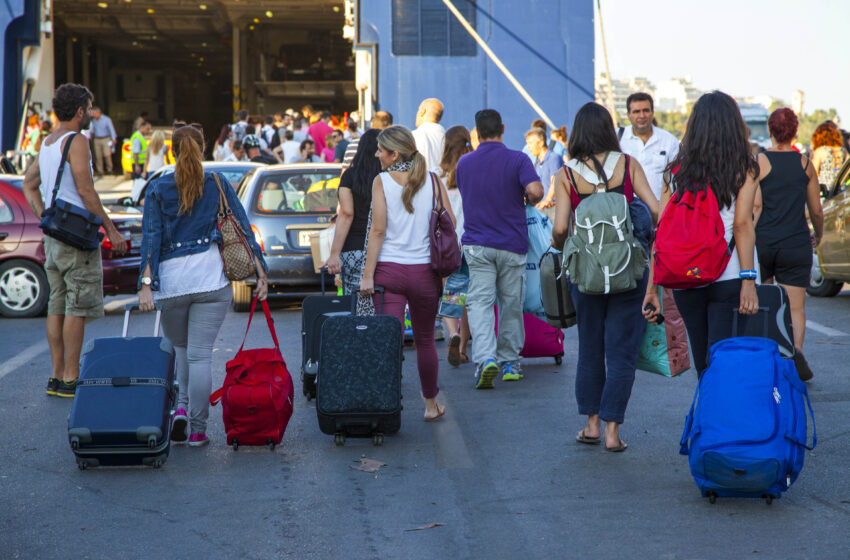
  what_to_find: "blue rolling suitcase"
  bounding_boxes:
[679,311,816,504]
[68,304,177,469]
[300,271,352,400]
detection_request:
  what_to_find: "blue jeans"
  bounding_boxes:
[569,271,648,424]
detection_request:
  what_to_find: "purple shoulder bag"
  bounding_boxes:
[429,172,462,277]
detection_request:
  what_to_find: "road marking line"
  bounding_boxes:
[806,320,849,337]
[431,392,474,470]
[0,341,48,381]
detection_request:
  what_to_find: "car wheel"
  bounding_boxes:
[232,281,252,312]
[807,255,842,297]
[0,260,49,317]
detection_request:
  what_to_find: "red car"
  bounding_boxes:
[0,178,143,317]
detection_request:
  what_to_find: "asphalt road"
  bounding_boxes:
[1,290,849,560]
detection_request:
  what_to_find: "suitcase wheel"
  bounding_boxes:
[334,433,346,447]
[267,438,276,451]
[706,491,717,504]
[554,354,563,365]
[372,433,384,446]
[763,494,774,505]
[77,460,88,471]
[232,438,239,451]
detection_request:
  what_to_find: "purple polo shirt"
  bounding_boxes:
[456,141,540,254]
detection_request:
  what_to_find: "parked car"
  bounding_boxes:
[232,163,340,311]
[119,161,263,207]
[809,158,850,297]
[0,179,48,316]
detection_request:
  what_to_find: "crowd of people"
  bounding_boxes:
[21,81,845,449]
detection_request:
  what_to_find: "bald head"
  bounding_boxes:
[416,98,444,126]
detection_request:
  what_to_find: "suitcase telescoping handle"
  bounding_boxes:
[731,307,769,338]
[351,286,384,314]
[123,302,163,338]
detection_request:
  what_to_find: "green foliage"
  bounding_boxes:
[796,108,839,146]
[654,111,690,139]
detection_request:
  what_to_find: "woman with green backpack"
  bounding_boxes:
[550,102,659,453]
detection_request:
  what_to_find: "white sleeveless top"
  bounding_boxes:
[378,171,432,265]
[715,197,759,284]
[39,131,87,209]
[147,149,167,173]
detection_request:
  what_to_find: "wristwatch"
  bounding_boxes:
[141,277,152,286]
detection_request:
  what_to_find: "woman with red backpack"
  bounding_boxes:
[643,91,760,374]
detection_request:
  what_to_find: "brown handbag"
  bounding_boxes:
[213,174,257,281]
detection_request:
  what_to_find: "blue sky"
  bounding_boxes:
[594,0,849,123]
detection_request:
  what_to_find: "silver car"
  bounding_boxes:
[233,163,340,310]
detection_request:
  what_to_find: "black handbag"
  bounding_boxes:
[39,133,104,250]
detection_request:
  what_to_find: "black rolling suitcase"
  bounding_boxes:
[300,270,352,400]
[316,289,402,446]
[711,284,795,358]
[68,303,177,469]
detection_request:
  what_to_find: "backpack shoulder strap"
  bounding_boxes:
[617,126,625,141]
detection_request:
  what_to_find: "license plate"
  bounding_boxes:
[297,231,314,247]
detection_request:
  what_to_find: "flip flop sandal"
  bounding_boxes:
[424,406,446,422]
[447,334,462,367]
[604,440,628,453]
[576,429,601,445]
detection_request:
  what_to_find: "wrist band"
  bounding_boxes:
[739,269,757,279]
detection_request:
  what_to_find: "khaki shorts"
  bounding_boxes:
[44,237,104,318]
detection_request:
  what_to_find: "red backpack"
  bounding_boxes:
[653,186,734,289]
[210,296,294,450]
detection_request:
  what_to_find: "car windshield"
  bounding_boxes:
[255,171,339,213]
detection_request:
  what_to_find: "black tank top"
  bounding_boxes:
[755,151,810,245]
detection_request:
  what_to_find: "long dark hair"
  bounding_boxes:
[667,91,759,209]
[567,102,622,182]
[340,128,381,198]
[440,125,472,189]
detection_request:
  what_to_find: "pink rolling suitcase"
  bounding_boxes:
[494,307,565,365]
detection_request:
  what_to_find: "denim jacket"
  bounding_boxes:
[139,172,267,291]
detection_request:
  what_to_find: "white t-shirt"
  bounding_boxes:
[223,153,247,163]
[715,197,760,284]
[155,246,229,300]
[378,171,432,265]
[433,168,464,242]
[412,122,446,171]
[39,131,87,210]
[619,125,680,201]
[281,140,301,164]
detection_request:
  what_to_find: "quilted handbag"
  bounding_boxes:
[210,295,294,449]
[429,172,462,277]
[213,173,256,281]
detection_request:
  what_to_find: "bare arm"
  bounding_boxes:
[734,171,759,315]
[439,178,457,228]
[525,180,544,205]
[21,155,43,217]
[804,156,824,244]
[68,134,127,254]
[359,176,387,294]
[628,158,659,222]
[550,168,572,250]
[753,185,763,226]
[326,186,355,274]
[642,179,674,324]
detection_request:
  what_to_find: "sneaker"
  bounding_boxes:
[501,362,523,382]
[474,359,499,390]
[793,351,814,382]
[55,379,78,398]
[188,433,209,447]
[171,408,189,443]
[45,377,59,396]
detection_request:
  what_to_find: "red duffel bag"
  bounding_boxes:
[210,295,294,450]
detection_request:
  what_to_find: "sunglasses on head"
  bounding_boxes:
[174,121,203,131]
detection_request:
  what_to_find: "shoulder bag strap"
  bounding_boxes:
[211,172,229,216]
[50,132,77,208]
[431,172,444,212]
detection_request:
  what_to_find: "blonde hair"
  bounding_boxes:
[172,126,205,215]
[378,125,426,213]
[148,130,165,155]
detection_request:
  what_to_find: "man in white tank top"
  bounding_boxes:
[22,83,127,399]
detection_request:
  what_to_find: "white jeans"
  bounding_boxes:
[462,245,526,367]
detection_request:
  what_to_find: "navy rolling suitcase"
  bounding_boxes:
[300,270,352,400]
[68,303,177,469]
[316,289,402,446]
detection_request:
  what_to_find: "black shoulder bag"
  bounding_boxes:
[39,133,104,250]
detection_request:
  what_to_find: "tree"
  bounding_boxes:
[655,110,690,139]
[797,108,839,146]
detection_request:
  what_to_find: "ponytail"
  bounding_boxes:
[174,131,204,215]
[402,152,427,213]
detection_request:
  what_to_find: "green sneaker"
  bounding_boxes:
[56,379,78,398]
[46,377,59,396]
[501,362,523,382]
[475,359,499,390]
